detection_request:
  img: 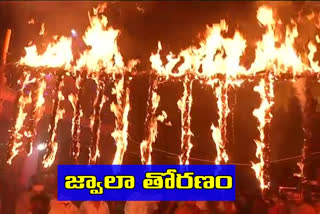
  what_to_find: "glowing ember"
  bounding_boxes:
[39,23,45,36]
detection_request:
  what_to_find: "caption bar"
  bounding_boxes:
[58,165,235,201]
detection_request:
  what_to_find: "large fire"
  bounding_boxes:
[7,4,320,190]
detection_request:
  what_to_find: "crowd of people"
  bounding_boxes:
[2,175,319,214]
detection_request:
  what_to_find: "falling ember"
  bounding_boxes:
[178,76,194,165]
[111,76,130,165]
[39,23,45,36]
[252,73,274,191]
[140,78,160,165]
[28,18,35,24]
[157,111,168,123]
[43,73,65,168]
[25,77,47,156]
[210,80,230,165]
[89,75,107,165]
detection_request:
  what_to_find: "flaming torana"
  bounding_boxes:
[6,4,320,191]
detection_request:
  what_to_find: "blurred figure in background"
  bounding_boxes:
[215,201,237,214]
[124,201,159,214]
[124,192,159,214]
[195,201,210,213]
[289,191,316,214]
[313,200,320,214]
[15,175,45,214]
[268,192,288,214]
[29,194,50,214]
[252,194,268,214]
[48,188,78,214]
[79,201,109,214]
[174,202,200,214]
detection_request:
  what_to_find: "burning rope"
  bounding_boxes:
[43,70,65,168]
[25,75,46,156]
[178,75,194,165]
[293,77,314,182]
[211,79,230,164]
[140,75,160,164]
[7,72,33,164]
[111,74,130,165]
[89,74,107,165]
[68,71,86,163]
[252,72,274,191]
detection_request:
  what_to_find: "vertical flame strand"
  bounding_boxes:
[7,72,32,164]
[43,71,65,168]
[294,77,313,182]
[178,75,194,165]
[25,75,47,156]
[252,72,274,191]
[89,74,107,165]
[140,75,160,165]
[211,80,230,164]
[69,71,86,163]
[111,74,130,165]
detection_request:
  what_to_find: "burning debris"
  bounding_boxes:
[5,3,320,191]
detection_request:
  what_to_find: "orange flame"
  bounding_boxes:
[88,83,107,165]
[140,86,160,165]
[19,36,73,69]
[7,93,32,164]
[75,5,124,74]
[68,90,83,162]
[7,73,34,164]
[178,77,194,165]
[25,78,47,156]
[211,81,229,164]
[252,74,274,190]
[43,79,65,168]
[111,77,130,165]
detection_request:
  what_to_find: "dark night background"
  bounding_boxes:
[0,1,320,212]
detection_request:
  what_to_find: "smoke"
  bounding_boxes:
[293,78,307,113]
